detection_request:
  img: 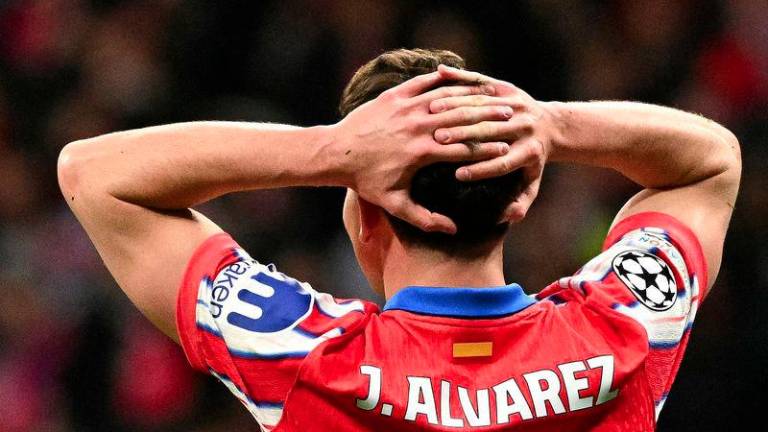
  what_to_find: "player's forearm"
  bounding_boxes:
[58,121,345,209]
[546,101,741,189]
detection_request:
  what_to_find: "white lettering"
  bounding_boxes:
[355,354,620,426]
[458,386,491,427]
[523,370,566,417]
[356,366,382,411]
[405,377,438,424]
[440,380,464,427]
[493,378,533,423]
[587,355,619,405]
[558,361,593,411]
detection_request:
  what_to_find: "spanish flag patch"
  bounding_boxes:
[452,342,493,358]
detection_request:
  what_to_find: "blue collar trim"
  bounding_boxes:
[383,284,535,318]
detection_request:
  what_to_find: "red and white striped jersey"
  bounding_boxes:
[176,212,707,431]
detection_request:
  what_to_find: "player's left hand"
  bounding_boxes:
[429,65,558,223]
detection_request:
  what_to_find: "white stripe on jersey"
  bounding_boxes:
[654,394,667,418]
[313,289,366,318]
[210,369,283,431]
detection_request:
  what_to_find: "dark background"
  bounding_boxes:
[0,0,766,431]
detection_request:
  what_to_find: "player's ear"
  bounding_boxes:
[357,197,385,244]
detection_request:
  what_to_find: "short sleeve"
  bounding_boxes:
[176,233,375,430]
[548,212,708,418]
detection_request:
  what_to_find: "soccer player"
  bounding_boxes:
[58,49,740,431]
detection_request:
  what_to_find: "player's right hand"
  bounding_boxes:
[331,71,520,234]
[428,65,558,223]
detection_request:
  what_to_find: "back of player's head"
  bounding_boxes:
[339,49,523,257]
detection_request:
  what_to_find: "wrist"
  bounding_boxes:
[316,123,356,188]
[540,101,573,163]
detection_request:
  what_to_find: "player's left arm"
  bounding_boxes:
[427,65,740,291]
[544,101,740,292]
[428,67,740,416]
[57,73,514,340]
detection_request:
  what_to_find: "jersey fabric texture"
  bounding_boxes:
[176,212,707,431]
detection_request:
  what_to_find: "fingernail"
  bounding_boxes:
[457,167,471,181]
[432,101,446,113]
[498,142,510,154]
[502,107,513,118]
[481,84,495,95]
[435,130,451,143]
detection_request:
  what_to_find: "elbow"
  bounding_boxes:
[712,127,742,199]
[57,140,92,202]
[719,126,741,167]
[702,120,741,177]
[719,128,741,179]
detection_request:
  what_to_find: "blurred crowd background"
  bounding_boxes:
[0,0,765,431]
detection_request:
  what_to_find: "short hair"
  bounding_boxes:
[339,48,523,257]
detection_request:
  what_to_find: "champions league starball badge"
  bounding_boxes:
[612,250,678,311]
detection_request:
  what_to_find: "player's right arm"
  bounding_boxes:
[56,73,514,340]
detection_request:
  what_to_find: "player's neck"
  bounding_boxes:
[381,242,506,299]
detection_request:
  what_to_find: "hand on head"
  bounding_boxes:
[431,65,555,223]
[334,67,552,233]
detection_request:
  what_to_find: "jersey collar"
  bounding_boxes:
[383,284,535,318]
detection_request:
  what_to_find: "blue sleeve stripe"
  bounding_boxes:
[197,322,222,337]
[227,348,309,360]
[649,340,681,349]
[292,326,324,339]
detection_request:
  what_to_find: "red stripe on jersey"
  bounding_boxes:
[197,328,304,404]
[177,233,242,371]
[647,329,693,404]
